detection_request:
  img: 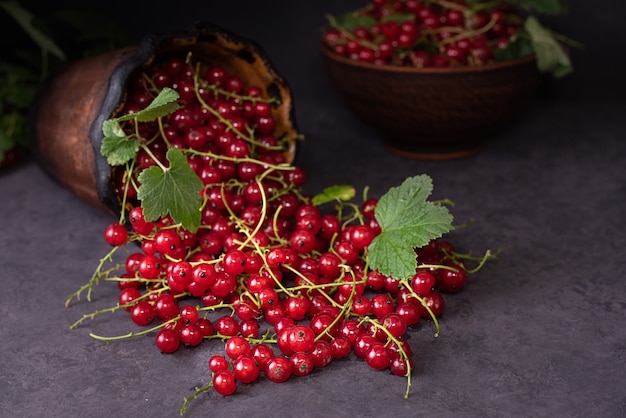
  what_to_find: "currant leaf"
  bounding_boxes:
[524,16,572,78]
[100,120,139,165]
[117,87,181,123]
[137,148,203,232]
[368,175,453,280]
[312,185,356,206]
[334,13,376,31]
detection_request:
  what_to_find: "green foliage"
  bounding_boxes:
[137,148,204,233]
[0,1,128,161]
[523,15,573,77]
[312,184,356,206]
[100,88,205,232]
[101,88,181,166]
[335,13,377,31]
[117,88,181,123]
[100,122,140,166]
[368,175,453,280]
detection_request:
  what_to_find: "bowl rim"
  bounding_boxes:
[320,43,537,74]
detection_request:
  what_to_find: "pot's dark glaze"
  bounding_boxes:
[30,22,300,216]
[321,45,542,160]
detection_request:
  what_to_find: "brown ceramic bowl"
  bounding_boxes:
[321,44,542,160]
[30,23,300,217]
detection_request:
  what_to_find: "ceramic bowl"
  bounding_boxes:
[321,44,542,160]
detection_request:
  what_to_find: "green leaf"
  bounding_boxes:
[137,148,204,232]
[117,87,181,123]
[336,13,377,31]
[523,16,572,78]
[100,120,139,166]
[368,175,453,280]
[0,1,66,61]
[312,185,356,206]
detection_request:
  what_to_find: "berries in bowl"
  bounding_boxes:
[30,22,301,217]
[321,0,574,160]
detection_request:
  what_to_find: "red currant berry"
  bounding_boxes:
[287,325,316,353]
[418,290,446,319]
[290,351,315,377]
[370,293,395,318]
[233,354,260,384]
[213,370,237,396]
[103,223,128,246]
[251,343,275,370]
[178,323,204,347]
[225,335,252,360]
[365,344,391,370]
[130,301,155,326]
[265,356,292,383]
[208,355,230,373]
[155,328,180,353]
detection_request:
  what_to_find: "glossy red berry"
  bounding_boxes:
[103,223,128,246]
[155,328,180,353]
[365,343,391,370]
[287,325,316,353]
[225,335,252,360]
[213,370,237,396]
[265,356,292,383]
[233,354,260,384]
[290,351,315,377]
[130,301,155,326]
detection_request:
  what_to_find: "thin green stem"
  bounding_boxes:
[180,382,213,416]
[65,247,122,307]
[89,315,180,341]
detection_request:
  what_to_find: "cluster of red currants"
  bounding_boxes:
[323,0,525,67]
[80,49,474,407]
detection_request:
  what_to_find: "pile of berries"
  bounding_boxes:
[323,0,526,67]
[68,48,489,412]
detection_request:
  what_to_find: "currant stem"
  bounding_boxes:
[65,246,122,307]
[179,382,213,416]
[89,316,180,341]
[399,278,441,337]
[360,316,414,398]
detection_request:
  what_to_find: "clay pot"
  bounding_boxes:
[321,45,542,160]
[30,22,300,217]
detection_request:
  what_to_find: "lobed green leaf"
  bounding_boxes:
[368,175,453,280]
[524,16,572,78]
[100,119,139,165]
[117,87,180,123]
[137,148,204,233]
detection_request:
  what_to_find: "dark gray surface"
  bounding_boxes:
[2,1,626,417]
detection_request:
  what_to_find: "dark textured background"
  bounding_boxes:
[2,1,625,417]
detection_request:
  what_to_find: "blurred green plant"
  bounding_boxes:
[0,1,128,165]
